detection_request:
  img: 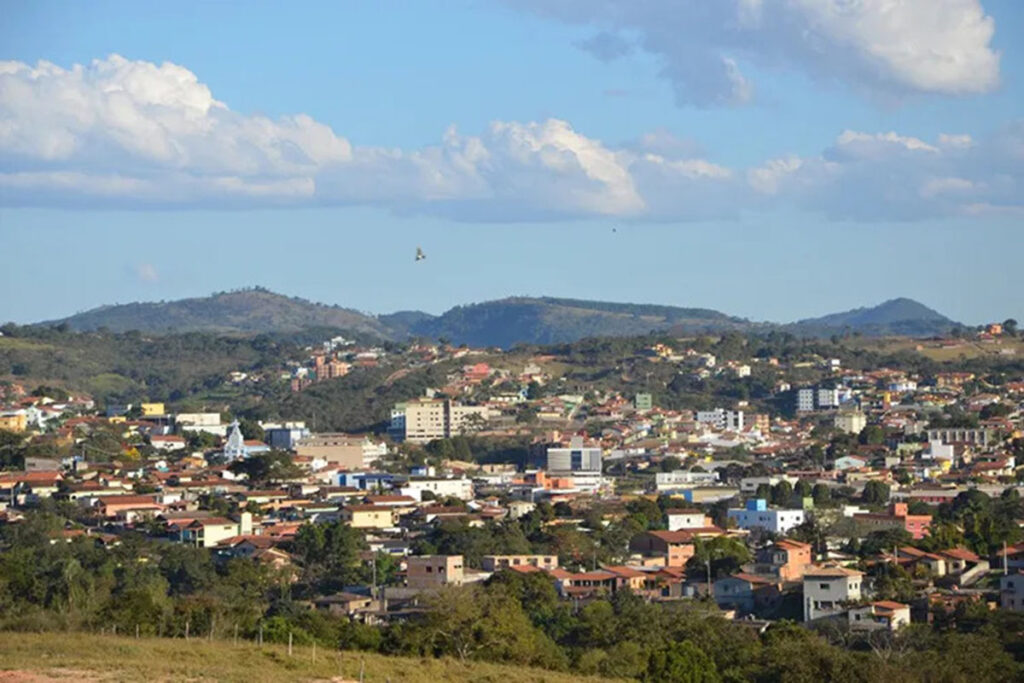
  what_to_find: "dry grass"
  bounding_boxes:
[0,631,611,683]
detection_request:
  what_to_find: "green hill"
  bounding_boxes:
[401,296,751,348]
[41,288,389,337]
[786,297,955,337]
[0,631,608,682]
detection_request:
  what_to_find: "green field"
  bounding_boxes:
[0,631,613,682]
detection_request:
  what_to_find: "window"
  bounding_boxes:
[820,583,830,590]
[425,566,433,573]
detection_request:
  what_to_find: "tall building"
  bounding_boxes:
[634,393,653,411]
[796,388,815,412]
[546,436,602,473]
[834,411,867,435]
[389,399,491,443]
[696,408,745,431]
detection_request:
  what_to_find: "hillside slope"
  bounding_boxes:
[786,297,955,337]
[404,297,751,347]
[41,289,389,337]
[0,632,607,682]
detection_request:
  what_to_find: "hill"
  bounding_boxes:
[41,288,389,337]
[400,296,752,348]
[0,631,606,682]
[786,297,956,337]
[34,290,961,346]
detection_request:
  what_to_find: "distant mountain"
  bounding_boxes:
[37,290,959,346]
[42,288,389,337]
[400,297,751,348]
[786,297,956,337]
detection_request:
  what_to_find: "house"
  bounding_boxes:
[94,494,164,522]
[1000,571,1024,611]
[728,499,805,534]
[630,530,710,567]
[665,508,711,531]
[312,592,379,618]
[482,555,559,572]
[853,503,931,540]
[803,565,864,622]
[340,505,396,529]
[848,601,911,631]
[714,573,782,615]
[180,513,253,548]
[406,555,464,589]
[749,539,813,581]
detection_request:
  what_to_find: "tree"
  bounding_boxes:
[812,484,832,507]
[858,425,885,445]
[1003,318,1018,336]
[228,451,302,484]
[660,455,682,472]
[861,480,891,505]
[644,640,721,683]
[770,480,793,507]
[237,418,264,442]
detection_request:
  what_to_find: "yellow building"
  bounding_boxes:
[340,505,396,529]
[141,403,165,416]
[0,412,27,432]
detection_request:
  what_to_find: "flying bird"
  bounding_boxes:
[415,246,426,262]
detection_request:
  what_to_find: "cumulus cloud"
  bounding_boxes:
[507,0,1000,106]
[0,55,1021,222]
[134,263,159,283]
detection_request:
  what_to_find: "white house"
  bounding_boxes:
[803,565,864,622]
[728,499,805,534]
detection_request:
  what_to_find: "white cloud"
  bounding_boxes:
[0,55,1020,222]
[135,263,159,283]
[509,0,1000,106]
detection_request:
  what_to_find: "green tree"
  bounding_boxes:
[644,640,721,683]
[861,480,891,505]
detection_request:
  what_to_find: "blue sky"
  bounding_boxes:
[1,0,1021,325]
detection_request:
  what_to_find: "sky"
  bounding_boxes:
[1,0,1022,326]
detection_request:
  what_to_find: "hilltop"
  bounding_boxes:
[786,297,955,337]
[393,296,752,347]
[34,289,962,347]
[40,288,388,338]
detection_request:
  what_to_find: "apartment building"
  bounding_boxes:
[406,555,464,589]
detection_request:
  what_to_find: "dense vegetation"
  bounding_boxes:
[2,509,1021,682]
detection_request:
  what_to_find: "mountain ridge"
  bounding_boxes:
[33,289,961,346]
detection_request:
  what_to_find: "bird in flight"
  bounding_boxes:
[415,246,426,262]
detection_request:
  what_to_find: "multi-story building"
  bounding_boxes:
[389,399,491,443]
[853,502,931,540]
[1000,571,1024,611]
[834,411,867,435]
[926,428,993,447]
[399,476,474,501]
[803,566,864,622]
[655,470,719,490]
[340,505,396,529]
[728,499,805,534]
[634,393,653,411]
[696,409,744,431]
[295,434,386,469]
[406,555,464,589]
[546,437,602,473]
[797,388,816,412]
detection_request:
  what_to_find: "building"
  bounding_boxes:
[926,428,993,447]
[340,505,396,529]
[796,388,816,413]
[264,423,310,450]
[400,476,474,501]
[749,539,814,582]
[295,434,386,469]
[1000,571,1024,611]
[696,408,745,431]
[634,393,653,411]
[389,399,491,443]
[666,509,711,531]
[803,565,864,622]
[848,601,911,631]
[728,499,805,534]
[181,513,253,548]
[546,437,602,473]
[406,555,464,589]
[0,412,28,432]
[175,412,226,437]
[714,573,782,615]
[853,503,931,540]
[834,411,867,435]
[140,403,165,417]
[481,555,559,572]
[655,470,719,489]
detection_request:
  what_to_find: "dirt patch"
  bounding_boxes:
[0,670,107,682]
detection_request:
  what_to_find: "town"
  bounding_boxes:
[1,318,1022,680]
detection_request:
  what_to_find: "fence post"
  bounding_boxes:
[209,616,215,642]
[234,623,238,646]
[136,624,140,639]
[288,631,293,657]
[112,625,117,637]
[359,658,365,683]
[185,620,190,641]
[258,624,263,647]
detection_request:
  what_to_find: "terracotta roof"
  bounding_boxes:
[804,565,863,578]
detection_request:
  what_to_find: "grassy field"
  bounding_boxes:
[0,631,612,682]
